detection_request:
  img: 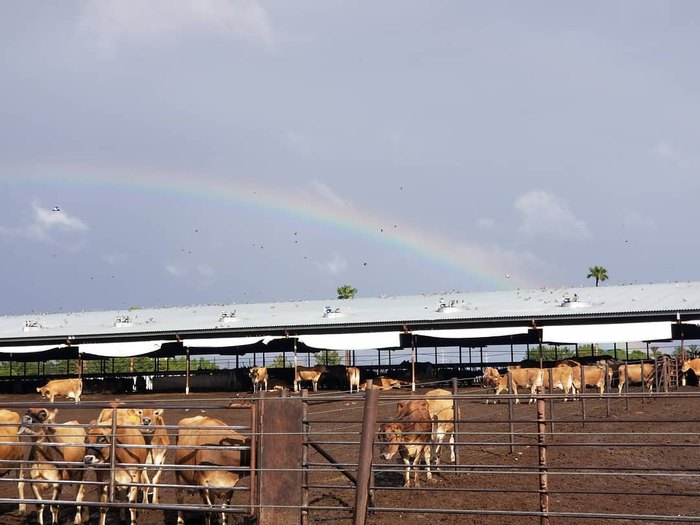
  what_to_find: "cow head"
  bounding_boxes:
[377,422,403,460]
[138,408,164,436]
[84,422,111,465]
[36,386,49,398]
[17,408,57,435]
[482,367,501,389]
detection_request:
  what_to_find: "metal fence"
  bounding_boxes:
[0,371,699,524]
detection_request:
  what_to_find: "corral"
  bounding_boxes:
[0,376,698,525]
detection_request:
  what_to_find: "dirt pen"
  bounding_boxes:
[0,379,699,525]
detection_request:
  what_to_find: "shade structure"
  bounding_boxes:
[542,322,673,344]
[181,336,265,348]
[0,344,66,354]
[78,340,170,357]
[412,327,530,339]
[296,332,401,351]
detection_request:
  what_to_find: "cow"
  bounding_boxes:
[618,362,655,394]
[347,366,361,393]
[174,415,251,525]
[542,365,574,401]
[84,410,148,525]
[359,376,407,391]
[96,407,169,505]
[249,366,268,392]
[378,400,433,487]
[681,358,700,386]
[294,365,327,392]
[482,367,502,403]
[490,367,544,404]
[18,408,87,525]
[36,379,82,403]
[558,362,612,395]
[398,389,458,467]
[0,409,26,515]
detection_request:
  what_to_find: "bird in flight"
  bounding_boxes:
[52,206,61,212]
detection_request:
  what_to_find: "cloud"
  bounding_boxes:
[165,263,187,277]
[315,252,348,276]
[307,181,352,209]
[652,140,683,164]
[78,0,275,51]
[622,210,658,232]
[514,190,590,240]
[0,203,88,243]
[101,253,128,265]
[477,217,497,231]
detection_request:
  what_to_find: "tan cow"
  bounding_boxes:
[542,366,574,401]
[482,367,502,404]
[491,367,544,404]
[378,400,433,487]
[559,362,612,395]
[398,389,458,467]
[346,367,361,393]
[0,409,26,515]
[174,415,251,525]
[95,407,170,504]
[294,365,327,392]
[249,366,268,392]
[84,410,148,525]
[36,379,82,403]
[681,358,700,386]
[359,376,407,391]
[618,362,655,394]
[18,408,87,525]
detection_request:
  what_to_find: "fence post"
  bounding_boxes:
[537,392,550,525]
[508,371,515,454]
[353,387,379,525]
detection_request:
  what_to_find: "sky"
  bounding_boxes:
[1,1,699,316]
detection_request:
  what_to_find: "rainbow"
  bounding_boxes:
[3,166,537,290]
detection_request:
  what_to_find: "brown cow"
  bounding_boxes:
[36,379,82,403]
[249,366,268,392]
[618,362,655,394]
[84,410,148,525]
[681,358,700,386]
[378,400,432,487]
[0,409,26,515]
[174,415,251,525]
[18,408,87,525]
[346,367,361,393]
[294,365,327,392]
[491,367,544,404]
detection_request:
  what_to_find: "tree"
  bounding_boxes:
[587,266,609,287]
[270,354,293,368]
[315,350,342,366]
[337,285,357,299]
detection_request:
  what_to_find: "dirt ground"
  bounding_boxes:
[0,385,698,525]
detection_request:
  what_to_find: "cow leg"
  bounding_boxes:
[73,481,86,525]
[151,467,164,504]
[17,462,26,515]
[423,446,432,482]
[141,468,152,504]
[175,473,186,525]
[128,481,139,525]
[31,483,45,525]
[50,483,61,525]
[402,458,411,487]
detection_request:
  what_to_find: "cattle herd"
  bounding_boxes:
[0,356,695,524]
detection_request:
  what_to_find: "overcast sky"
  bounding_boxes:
[1,1,699,316]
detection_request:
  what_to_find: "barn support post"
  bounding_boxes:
[293,340,299,393]
[377,349,381,376]
[547,368,554,435]
[605,362,611,417]
[536,393,550,525]
[507,372,515,454]
[580,364,587,427]
[353,386,379,525]
[185,347,190,395]
[451,377,460,468]
[411,336,416,392]
[510,342,514,363]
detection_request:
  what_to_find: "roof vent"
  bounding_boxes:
[23,320,42,332]
[323,306,343,319]
[218,311,237,324]
[114,315,132,328]
[437,299,464,314]
[560,294,590,308]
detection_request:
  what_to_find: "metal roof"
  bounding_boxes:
[2,281,700,347]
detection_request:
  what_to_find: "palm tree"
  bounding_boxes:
[337,285,357,299]
[587,266,609,287]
